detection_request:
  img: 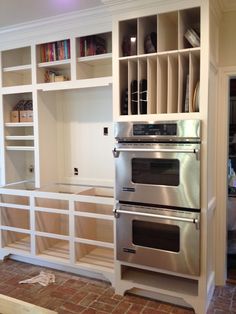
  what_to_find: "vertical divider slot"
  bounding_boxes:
[147,56,157,114]
[119,60,128,115]
[138,58,148,115]
[157,55,168,113]
[167,54,178,113]
[129,60,138,115]
[178,52,189,113]
[189,51,200,112]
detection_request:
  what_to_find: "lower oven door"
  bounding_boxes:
[115,204,200,276]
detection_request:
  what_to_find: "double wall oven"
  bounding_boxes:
[113,120,201,276]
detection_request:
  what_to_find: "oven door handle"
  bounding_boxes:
[113,147,200,160]
[114,208,200,229]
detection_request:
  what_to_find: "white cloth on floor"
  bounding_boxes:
[19,271,55,286]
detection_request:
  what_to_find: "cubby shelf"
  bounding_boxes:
[3,64,32,72]
[116,7,200,118]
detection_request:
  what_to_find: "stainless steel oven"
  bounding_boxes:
[113,120,200,210]
[113,120,201,276]
[114,203,200,275]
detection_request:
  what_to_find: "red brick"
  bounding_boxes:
[79,293,99,307]
[143,308,167,314]
[63,278,87,289]
[124,294,148,305]
[146,300,162,309]
[82,283,107,294]
[97,295,120,305]
[127,303,145,313]
[60,301,86,312]
[70,290,88,304]
[80,309,97,314]
[90,300,115,312]
[113,301,132,314]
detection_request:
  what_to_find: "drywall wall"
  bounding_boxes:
[219,10,236,66]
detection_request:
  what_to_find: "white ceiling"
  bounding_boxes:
[0,0,235,30]
[0,0,104,29]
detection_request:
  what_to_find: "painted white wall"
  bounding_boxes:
[219,10,236,66]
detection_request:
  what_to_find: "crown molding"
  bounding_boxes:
[101,0,200,13]
[0,4,112,50]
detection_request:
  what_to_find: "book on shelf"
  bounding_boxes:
[79,35,107,57]
[40,39,70,62]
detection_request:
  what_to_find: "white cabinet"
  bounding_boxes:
[114,7,200,119]
[0,26,114,283]
[0,31,113,188]
[0,184,114,283]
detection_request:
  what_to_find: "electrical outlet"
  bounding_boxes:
[29,165,34,173]
[74,167,78,175]
[103,127,108,136]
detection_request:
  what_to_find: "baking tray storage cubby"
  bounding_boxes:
[117,7,200,117]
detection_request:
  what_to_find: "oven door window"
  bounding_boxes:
[132,158,179,186]
[132,220,180,252]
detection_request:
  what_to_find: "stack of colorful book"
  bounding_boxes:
[40,39,70,62]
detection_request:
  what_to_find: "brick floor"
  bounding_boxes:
[0,259,234,313]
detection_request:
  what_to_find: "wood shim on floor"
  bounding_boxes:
[0,294,57,314]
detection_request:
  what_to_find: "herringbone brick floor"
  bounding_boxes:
[0,259,234,313]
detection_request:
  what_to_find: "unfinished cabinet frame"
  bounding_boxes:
[0,184,114,283]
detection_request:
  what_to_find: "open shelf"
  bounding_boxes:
[5,122,34,128]
[1,207,30,230]
[36,39,71,83]
[0,193,29,206]
[35,197,69,211]
[75,216,113,243]
[75,243,114,270]
[36,236,69,262]
[1,231,31,253]
[35,211,69,236]
[120,264,198,296]
[1,46,32,87]
[75,201,113,217]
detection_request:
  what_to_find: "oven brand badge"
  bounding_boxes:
[122,187,135,192]
[123,248,136,254]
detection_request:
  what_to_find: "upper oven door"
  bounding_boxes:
[113,142,200,209]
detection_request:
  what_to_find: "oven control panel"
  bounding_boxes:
[133,123,177,136]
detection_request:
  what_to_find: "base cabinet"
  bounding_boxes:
[0,184,115,284]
